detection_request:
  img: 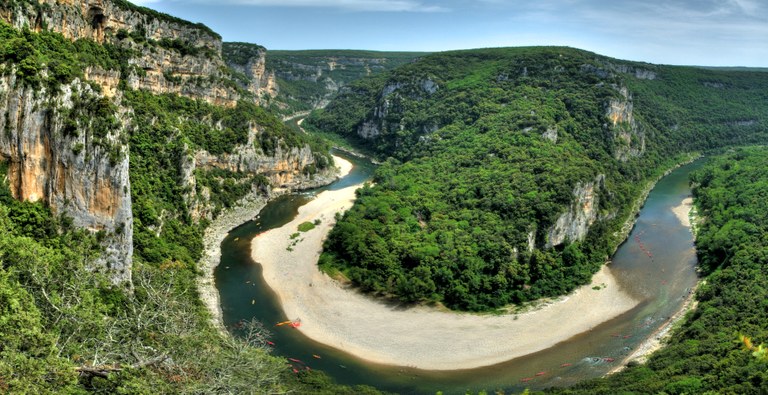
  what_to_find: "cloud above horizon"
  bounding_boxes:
[139,0,768,66]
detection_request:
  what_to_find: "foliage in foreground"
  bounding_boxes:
[549,147,768,394]
[0,169,383,394]
[0,16,363,395]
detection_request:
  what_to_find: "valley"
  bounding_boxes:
[0,1,767,394]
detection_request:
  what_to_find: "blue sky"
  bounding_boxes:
[133,0,768,66]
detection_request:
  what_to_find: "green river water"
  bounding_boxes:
[215,153,703,394]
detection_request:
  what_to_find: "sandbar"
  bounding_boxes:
[672,197,693,228]
[252,156,640,370]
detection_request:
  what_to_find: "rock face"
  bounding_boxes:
[0,72,133,284]
[0,0,332,285]
[223,45,279,105]
[356,78,439,141]
[183,124,324,220]
[542,127,558,143]
[607,86,645,161]
[2,0,239,106]
[546,175,605,248]
[222,46,425,113]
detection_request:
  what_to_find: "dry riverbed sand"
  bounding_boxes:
[672,197,693,228]
[251,155,640,370]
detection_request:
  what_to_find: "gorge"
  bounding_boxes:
[1,1,768,394]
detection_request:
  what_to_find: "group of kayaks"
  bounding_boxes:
[273,319,326,373]
[519,357,616,383]
[519,362,572,383]
[275,319,302,328]
[634,231,654,259]
[286,353,324,373]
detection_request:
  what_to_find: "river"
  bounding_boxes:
[215,153,703,394]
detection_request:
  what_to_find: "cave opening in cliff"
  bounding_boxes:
[33,12,43,32]
[88,6,106,29]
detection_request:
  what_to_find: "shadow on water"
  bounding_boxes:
[215,155,705,394]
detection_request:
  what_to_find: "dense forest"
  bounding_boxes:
[549,147,768,394]
[0,16,380,394]
[307,47,768,311]
[222,43,426,116]
[3,0,768,393]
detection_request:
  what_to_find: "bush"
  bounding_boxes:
[297,221,316,232]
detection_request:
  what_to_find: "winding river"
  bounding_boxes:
[215,153,703,394]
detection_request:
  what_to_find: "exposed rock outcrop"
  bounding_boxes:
[223,45,279,105]
[2,0,239,106]
[180,123,329,221]
[356,78,439,141]
[607,86,645,161]
[542,127,558,143]
[0,72,133,284]
[546,175,605,248]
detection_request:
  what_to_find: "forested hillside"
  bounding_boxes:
[307,47,768,311]
[0,1,370,392]
[266,50,426,114]
[552,147,768,394]
[223,43,426,115]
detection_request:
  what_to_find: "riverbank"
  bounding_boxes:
[197,157,347,333]
[609,195,700,374]
[672,197,693,227]
[251,157,640,370]
[198,195,269,333]
[613,154,701,255]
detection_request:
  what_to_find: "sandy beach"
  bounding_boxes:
[672,197,693,227]
[251,156,640,370]
[196,155,345,333]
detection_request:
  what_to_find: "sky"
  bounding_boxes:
[132,0,768,67]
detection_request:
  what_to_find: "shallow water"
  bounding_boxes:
[215,155,703,394]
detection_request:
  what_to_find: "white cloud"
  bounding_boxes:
[185,0,448,12]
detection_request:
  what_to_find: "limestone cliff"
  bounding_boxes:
[2,0,239,106]
[607,86,646,161]
[0,71,133,283]
[222,45,426,114]
[546,175,605,248]
[0,0,335,285]
[181,124,329,221]
[222,43,279,105]
[356,78,439,141]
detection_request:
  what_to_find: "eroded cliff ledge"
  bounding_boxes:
[0,71,133,283]
[2,0,239,106]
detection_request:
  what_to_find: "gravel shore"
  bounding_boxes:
[197,157,344,333]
